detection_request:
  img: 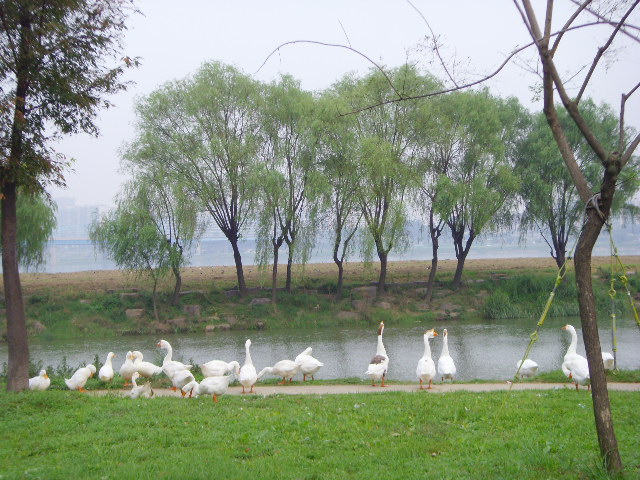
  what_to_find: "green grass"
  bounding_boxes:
[0,389,639,479]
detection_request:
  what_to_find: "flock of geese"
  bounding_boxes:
[26,321,614,400]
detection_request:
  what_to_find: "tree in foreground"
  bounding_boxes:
[0,0,135,391]
[516,1,640,473]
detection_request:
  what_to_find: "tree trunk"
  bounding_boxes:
[2,182,29,391]
[271,243,280,304]
[573,170,623,473]
[171,265,182,306]
[334,260,344,301]
[452,252,468,290]
[230,239,247,296]
[377,250,388,296]
[425,248,439,304]
[285,246,293,293]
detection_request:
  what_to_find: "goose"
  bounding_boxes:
[416,328,438,389]
[65,364,96,392]
[130,372,154,399]
[516,358,539,378]
[602,351,615,371]
[119,351,136,386]
[258,360,300,384]
[182,374,234,403]
[294,347,324,381]
[199,359,241,378]
[131,351,163,378]
[561,324,590,391]
[365,322,389,387]
[157,339,192,380]
[170,369,196,397]
[238,339,258,394]
[437,328,457,382]
[98,352,115,382]
[29,369,50,391]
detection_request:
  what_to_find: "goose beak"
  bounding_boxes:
[561,325,568,330]
[44,374,49,379]
[433,331,439,337]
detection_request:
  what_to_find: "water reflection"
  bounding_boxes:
[1,317,638,382]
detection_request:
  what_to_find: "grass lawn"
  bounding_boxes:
[1,389,639,479]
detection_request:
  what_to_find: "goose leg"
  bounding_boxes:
[428,379,433,389]
[213,394,218,403]
[419,379,424,390]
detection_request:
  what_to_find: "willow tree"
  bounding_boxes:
[433,91,524,289]
[130,62,262,296]
[516,100,638,269]
[0,0,135,391]
[89,199,169,322]
[316,92,361,300]
[516,1,640,472]
[258,75,323,294]
[335,66,438,295]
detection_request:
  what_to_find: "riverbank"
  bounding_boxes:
[3,255,639,340]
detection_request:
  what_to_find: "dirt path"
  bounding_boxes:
[92,382,640,398]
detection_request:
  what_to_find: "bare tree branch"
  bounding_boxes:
[256,40,405,99]
[619,80,640,158]
[551,0,592,55]
[570,0,640,42]
[576,0,640,103]
[405,0,459,88]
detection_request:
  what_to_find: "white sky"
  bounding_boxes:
[50,0,640,207]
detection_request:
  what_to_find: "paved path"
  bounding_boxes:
[93,382,640,398]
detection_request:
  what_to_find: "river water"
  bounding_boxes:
[2,317,638,382]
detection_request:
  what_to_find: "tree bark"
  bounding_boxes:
[452,254,467,290]
[377,250,388,296]
[230,239,247,296]
[285,245,293,293]
[171,265,182,306]
[425,244,439,304]
[334,260,344,301]
[271,241,281,304]
[2,182,29,391]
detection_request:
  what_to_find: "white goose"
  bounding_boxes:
[131,351,163,378]
[119,351,136,386]
[182,374,234,403]
[365,322,389,387]
[416,328,438,389]
[171,369,196,397]
[602,351,615,371]
[516,358,539,378]
[561,324,590,391]
[437,328,457,382]
[258,360,300,384]
[98,352,115,382]
[199,359,240,378]
[29,369,50,391]
[295,347,324,381]
[238,339,258,394]
[157,339,192,380]
[65,364,96,392]
[130,372,154,399]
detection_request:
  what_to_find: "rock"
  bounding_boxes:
[249,298,271,306]
[223,315,239,325]
[79,299,92,304]
[352,299,370,311]
[415,303,430,311]
[125,308,145,319]
[205,325,216,333]
[183,304,201,317]
[375,301,391,310]
[120,293,140,300]
[168,317,188,332]
[352,286,378,298]
[151,321,173,334]
[255,321,266,330]
[224,289,240,297]
[439,303,460,312]
[336,311,360,321]
[180,290,205,297]
[216,323,232,331]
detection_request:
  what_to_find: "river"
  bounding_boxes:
[2,317,638,382]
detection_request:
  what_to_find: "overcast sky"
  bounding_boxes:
[49,0,640,207]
